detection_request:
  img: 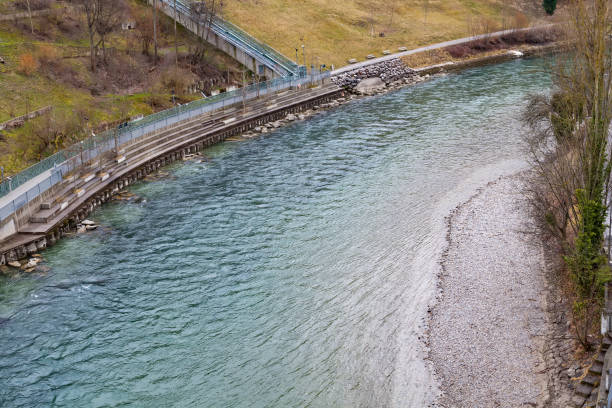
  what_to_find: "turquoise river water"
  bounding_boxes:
[0,58,552,407]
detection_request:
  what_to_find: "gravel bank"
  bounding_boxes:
[429,173,569,408]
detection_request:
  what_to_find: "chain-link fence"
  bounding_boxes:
[0,71,331,223]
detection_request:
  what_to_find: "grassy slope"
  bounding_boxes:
[223,0,552,68]
[0,0,243,174]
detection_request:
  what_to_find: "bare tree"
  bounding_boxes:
[190,0,222,42]
[95,0,125,64]
[135,8,155,55]
[523,0,612,349]
[76,0,101,71]
[25,0,34,35]
[153,0,158,61]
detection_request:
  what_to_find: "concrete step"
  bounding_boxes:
[589,361,603,376]
[13,85,341,238]
[582,374,600,386]
[602,335,612,351]
[29,205,61,223]
[571,394,586,407]
[576,383,593,397]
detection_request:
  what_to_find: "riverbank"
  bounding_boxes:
[428,172,574,407]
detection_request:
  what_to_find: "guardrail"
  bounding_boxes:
[166,0,299,77]
[0,71,330,223]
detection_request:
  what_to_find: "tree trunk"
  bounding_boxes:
[153,0,158,62]
[89,30,96,72]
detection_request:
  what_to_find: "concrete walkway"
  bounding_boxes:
[331,25,554,76]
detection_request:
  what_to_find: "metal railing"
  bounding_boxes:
[0,71,330,223]
[167,0,299,77]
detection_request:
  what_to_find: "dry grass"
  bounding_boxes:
[222,0,556,68]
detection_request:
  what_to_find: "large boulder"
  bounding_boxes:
[355,77,386,94]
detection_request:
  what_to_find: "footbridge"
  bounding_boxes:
[153,0,300,78]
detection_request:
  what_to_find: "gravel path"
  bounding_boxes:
[429,174,555,408]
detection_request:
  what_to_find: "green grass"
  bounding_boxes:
[0,0,242,175]
[223,0,552,68]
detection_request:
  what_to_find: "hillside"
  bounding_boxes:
[222,0,559,68]
[0,0,245,175]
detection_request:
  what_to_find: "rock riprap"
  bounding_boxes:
[331,58,416,89]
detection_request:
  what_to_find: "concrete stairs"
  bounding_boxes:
[572,335,612,407]
[14,83,340,238]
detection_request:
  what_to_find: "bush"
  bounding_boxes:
[36,44,60,65]
[17,53,39,76]
[446,45,472,59]
[14,0,52,11]
[543,0,557,16]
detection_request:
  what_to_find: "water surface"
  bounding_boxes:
[0,58,552,407]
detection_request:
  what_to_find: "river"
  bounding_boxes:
[0,57,552,408]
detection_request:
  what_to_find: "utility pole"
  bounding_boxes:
[301,42,306,74]
[242,69,246,113]
[153,0,158,62]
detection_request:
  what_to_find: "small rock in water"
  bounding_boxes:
[77,225,87,234]
[81,219,96,226]
[8,261,21,268]
[85,225,99,231]
[36,265,51,274]
[286,114,297,121]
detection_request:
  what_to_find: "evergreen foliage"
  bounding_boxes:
[543,0,557,15]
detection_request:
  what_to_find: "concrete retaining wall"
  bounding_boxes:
[0,88,342,264]
[150,0,277,79]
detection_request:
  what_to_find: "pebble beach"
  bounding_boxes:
[429,173,571,408]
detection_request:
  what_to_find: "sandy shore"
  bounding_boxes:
[428,173,573,408]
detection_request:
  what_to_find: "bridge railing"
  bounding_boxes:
[169,0,299,77]
[0,71,331,222]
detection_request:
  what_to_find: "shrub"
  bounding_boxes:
[445,45,471,59]
[14,0,52,11]
[513,12,530,29]
[543,0,557,16]
[36,44,60,65]
[17,53,39,76]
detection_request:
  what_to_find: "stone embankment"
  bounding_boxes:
[331,58,417,89]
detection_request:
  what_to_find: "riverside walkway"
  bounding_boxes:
[0,82,341,261]
[331,25,554,76]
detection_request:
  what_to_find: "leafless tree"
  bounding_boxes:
[95,0,125,64]
[190,0,222,42]
[76,0,101,71]
[523,0,612,348]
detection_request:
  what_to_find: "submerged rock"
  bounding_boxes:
[82,219,96,226]
[7,261,21,268]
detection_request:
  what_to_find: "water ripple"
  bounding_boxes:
[0,57,553,408]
